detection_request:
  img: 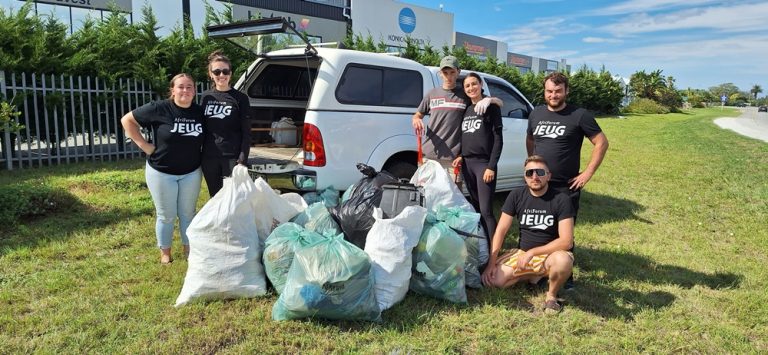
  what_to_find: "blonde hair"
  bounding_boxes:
[167,73,195,99]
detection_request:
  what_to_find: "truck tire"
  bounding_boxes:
[384,160,417,180]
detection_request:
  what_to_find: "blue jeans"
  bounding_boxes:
[145,162,202,249]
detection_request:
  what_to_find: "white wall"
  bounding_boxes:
[351,0,454,49]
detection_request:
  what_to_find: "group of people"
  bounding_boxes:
[120,50,251,265]
[123,50,609,313]
[413,56,609,313]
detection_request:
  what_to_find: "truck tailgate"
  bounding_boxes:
[248,146,303,165]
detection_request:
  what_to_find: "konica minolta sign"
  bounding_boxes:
[352,0,454,50]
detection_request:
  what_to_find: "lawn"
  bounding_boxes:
[1,108,766,353]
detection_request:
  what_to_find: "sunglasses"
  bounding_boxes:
[211,69,231,76]
[524,168,547,178]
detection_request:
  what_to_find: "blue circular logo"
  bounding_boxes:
[399,8,416,33]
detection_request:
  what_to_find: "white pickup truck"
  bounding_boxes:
[208,18,534,193]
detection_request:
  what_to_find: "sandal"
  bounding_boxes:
[543,299,563,314]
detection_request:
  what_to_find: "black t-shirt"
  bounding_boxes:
[501,186,575,251]
[132,100,204,175]
[201,88,252,161]
[461,103,503,171]
[527,104,602,184]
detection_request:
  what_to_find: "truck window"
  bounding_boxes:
[336,64,422,107]
[249,65,318,100]
[486,80,530,119]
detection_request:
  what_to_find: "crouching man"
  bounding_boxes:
[482,155,575,313]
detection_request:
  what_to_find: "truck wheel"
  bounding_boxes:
[384,161,417,180]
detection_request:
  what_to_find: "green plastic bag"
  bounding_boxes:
[263,223,326,294]
[409,221,467,303]
[434,206,485,289]
[290,202,341,237]
[272,234,381,322]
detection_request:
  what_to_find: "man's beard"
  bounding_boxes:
[528,181,547,192]
[547,97,566,110]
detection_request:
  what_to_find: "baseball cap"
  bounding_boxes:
[440,56,459,70]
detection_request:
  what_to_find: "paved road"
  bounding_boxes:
[713,107,768,143]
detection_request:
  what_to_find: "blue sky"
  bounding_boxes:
[3,0,767,93]
[408,0,768,93]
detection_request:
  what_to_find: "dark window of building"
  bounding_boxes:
[248,65,318,100]
[336,64,422,107]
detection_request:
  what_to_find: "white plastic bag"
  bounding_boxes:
[364,206,427,311]
[280,192,308,213]
[175,165,267,306]
[270,117,297,145]
[410,160,474,212]
[252,178,302,245]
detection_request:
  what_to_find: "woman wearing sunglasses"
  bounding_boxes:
[452,72,503,248]
[200,50,252,197]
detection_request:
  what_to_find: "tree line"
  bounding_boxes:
[2,1,764,130]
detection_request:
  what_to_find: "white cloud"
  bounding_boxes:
[488,17,589,57]
[601,2,768,36]
[582,37,623,43]
[590,0,721,16]
[570,34,768,89]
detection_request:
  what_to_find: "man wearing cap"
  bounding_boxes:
[412,55,501,181]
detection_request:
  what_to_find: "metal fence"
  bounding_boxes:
[0,71,208,170]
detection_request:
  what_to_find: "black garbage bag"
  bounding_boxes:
[331,163,397,249]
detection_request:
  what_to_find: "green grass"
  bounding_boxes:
[1,108,766,353]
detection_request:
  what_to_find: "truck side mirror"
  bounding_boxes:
[507,108,527,119]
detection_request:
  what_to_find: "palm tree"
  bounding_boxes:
[750,84,763,100]
[629,69,666,102]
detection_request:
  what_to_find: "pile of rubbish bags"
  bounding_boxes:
[175,161,489,322]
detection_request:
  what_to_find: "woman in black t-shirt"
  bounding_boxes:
[121,73,204,264]
[452,72,503,244]
[200,50,252,197]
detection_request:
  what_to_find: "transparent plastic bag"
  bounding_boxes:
[434,206,487,289]
[409,221,467,303]
[263,223,326,294]
[290,202,341,237]
[272,234,381,322]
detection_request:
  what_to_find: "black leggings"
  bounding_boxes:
[461,158,497,241]
[201,157,238,197]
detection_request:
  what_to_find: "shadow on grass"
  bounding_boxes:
[564,246,742,320]
[0,185,154,255]
[578,191,652,225]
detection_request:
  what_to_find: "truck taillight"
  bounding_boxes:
[303,123,326,167]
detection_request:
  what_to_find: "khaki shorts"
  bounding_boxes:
[501,248,574,278]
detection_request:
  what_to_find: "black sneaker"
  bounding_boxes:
[563,275,575,291]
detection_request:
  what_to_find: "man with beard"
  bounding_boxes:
[481,155,575,314]
[526,72,609,290]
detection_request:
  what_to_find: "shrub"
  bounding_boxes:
[0,182,74,226]
[623,98,670,114]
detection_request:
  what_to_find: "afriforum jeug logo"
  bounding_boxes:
[398,7,416,33]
